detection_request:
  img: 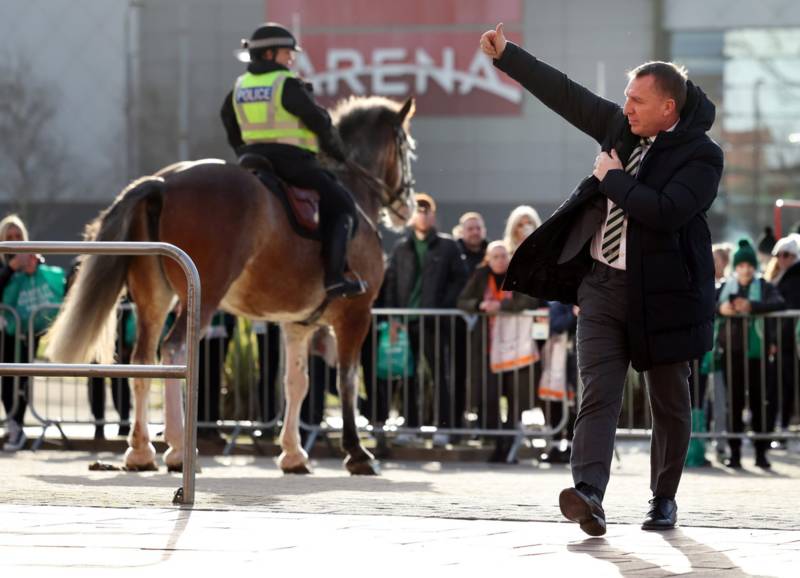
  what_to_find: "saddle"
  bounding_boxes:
[238,153,320,240]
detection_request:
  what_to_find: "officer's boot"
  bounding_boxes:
[323,215,367,299]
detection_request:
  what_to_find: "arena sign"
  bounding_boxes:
[293,36,522,115]
[268,0,523,115]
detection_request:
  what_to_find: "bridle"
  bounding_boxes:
[346,124,415,222]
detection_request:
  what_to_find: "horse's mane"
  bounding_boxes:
[331,95,401,127]
[331,96,413,140]
[329,95,415,170]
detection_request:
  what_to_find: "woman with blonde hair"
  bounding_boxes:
[503,205,541,254]
[0,214,31,451]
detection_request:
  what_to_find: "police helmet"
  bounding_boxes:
[235,22,302,63]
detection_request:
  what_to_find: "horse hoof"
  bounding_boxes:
[345,457,381,476]
[282,463,312,475]
[278,450,310,474]
[123,462,159,472]
[124,444,157,471]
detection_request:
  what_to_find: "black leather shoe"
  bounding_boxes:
[724,458,742,469]
[642,497,677,531]
[559,486,606,537]
[755,455,772,469]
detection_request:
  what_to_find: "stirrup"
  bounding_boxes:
[325,278,368,299]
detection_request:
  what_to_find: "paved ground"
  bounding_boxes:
[2,505,797,577]
[1,442,798,575]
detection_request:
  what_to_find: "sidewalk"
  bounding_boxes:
[1,443,798,575]
[1,505,797,576]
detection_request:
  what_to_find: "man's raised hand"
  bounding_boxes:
[480,23,507,59]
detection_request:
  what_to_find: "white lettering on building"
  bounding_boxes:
[295,47,522,103]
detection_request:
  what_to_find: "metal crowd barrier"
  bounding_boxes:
[357,308,572,462]
[0,241,201,506]
[12,302,165,448]
[614,311,800,447]
[7,301,799,466]
[4,306,572,463]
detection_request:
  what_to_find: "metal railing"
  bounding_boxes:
[0,241,201,505]
[5,301,798,467]
[614,311,800,448]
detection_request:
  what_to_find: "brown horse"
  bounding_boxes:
[45,96,416,475]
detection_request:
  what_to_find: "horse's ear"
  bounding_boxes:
[396,97,416,126]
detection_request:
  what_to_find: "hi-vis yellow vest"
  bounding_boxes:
[232,71,319,153]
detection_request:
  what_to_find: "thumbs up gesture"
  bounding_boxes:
[480,23,507,59]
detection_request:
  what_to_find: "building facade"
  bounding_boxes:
[1,0,798,246]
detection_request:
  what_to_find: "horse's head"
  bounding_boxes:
[332,96,417,231]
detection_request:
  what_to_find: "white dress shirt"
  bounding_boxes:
[590,121,678,271]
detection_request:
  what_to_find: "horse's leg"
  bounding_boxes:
[278,322,315,474]
[334,307,379,475]
[161,315,187,472]
[160,306,216,472]
[124,256,174,471]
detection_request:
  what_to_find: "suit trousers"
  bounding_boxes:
[572,262,691,500]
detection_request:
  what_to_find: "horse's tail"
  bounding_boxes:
[45,177,165,363]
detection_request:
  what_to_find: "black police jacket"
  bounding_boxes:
[220,60,346,162]
[494,43,724,371]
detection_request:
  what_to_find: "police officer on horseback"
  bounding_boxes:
[221,22,366,299]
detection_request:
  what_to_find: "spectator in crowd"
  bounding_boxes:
[197,311,236,442]
[716,239,784,469]
[765,234,800,438]
[453,211,489,439]
[88,300,133,440]
[503,205,541,255]
[757,226,777,269]
[455,212,488,275]
[764,234,800,285]
[383,193,468,441]
[712,243,733,285]
[0,215,29,451]
[0,215,65,452]
[458,241,542,462]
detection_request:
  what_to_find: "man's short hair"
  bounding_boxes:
[459,211,485,227]
[628,61,689,114]
[414,192,436,212]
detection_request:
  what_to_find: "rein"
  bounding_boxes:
[344,126,415,225]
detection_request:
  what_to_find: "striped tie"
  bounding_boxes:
[601,137,654,263]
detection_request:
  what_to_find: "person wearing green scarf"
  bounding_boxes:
[716,238,784,469]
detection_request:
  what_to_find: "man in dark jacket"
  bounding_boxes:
[383,193,468,432]
[454,211,488,427]
[220,23,364,299]
[481,24,723,535]
[456,212,489,275]
[770,236,800,438]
